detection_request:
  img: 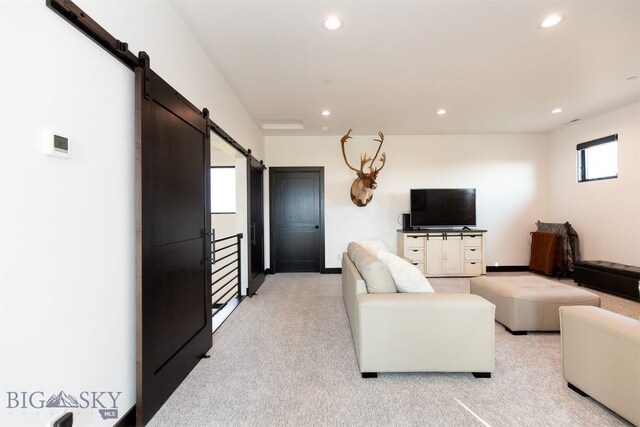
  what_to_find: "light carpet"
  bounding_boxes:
[149,273,639,427]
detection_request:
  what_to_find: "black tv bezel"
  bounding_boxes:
[409,188,477,229]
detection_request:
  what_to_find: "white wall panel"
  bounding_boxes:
[265,134,549,268]
[547,103,640,265]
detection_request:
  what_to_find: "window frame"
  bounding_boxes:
[210,166,237,214]
[576,134,618,183]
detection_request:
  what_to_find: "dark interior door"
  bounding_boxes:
[136,56,212,425]
[247,157,265,296]
[270,167,324,273]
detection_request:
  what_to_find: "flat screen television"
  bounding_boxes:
[410,188,476,228]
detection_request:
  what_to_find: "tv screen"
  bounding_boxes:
[410,188,476,228]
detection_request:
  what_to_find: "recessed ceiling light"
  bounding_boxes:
[323,16,342,30]
[321,110,331,116]
[322,126,328,131]
[540,14,563,28]
[552,108,563,114]
[436,109,447,115]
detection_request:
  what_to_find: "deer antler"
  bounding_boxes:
[340,129,360,173]
[369,131,386,173]
[359,153,373,174]
[371,152,386,177]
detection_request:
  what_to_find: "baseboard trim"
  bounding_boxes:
[270,266,525,274]
[486,266,529,272]
[115,405,135,427]
[265,268,341,274]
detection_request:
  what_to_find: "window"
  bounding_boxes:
[577,134,618,183]
[210,166,236,213]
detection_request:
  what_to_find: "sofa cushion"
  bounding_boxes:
[347,242,397,293]
[378,252,435,293]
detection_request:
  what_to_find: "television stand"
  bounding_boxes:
[397,229,487,277]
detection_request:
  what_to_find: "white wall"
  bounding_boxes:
[547,103,640,265]
[265,134,549,268]
[0,1,263,426]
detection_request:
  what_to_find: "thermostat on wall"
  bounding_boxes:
[43,131,70,158]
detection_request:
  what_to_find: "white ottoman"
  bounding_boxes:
[470,275,600,335]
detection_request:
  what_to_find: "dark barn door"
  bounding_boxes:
[269,167,324,273]
[247,157,265,296]
[135,55,212,425]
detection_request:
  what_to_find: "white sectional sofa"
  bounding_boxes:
[342,242,496,378]
[560,306,640,426]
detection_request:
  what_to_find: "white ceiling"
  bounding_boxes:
[172,0,640,136]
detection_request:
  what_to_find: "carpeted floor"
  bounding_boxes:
[148,273,639,427]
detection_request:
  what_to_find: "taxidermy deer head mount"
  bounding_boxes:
[340,128,386,207]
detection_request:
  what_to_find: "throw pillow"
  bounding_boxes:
[357,240,390,257]
[377,251,435,293]
[347,242,397,293]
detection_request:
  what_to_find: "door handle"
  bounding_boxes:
[251,223,256,245]
[314,225,319,229]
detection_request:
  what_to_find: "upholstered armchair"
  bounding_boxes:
[560,306,640,426]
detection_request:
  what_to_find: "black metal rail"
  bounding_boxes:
[211,233,243,318]
[47,0,140,70]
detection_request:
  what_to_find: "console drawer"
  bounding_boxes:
[404,235,426,248]
[464,248,482,261]
[463,235,482,247]
[464,261,482,275]
[404,248,424,262]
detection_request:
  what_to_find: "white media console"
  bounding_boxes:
[397,229,487,277]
